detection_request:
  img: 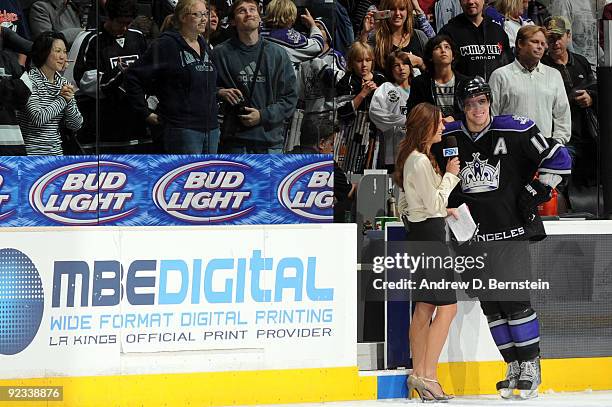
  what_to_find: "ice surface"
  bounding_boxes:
[243,391,612,407]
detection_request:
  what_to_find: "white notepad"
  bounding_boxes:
[445,203,477,244]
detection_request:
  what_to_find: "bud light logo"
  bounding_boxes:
[277,162,333,221]
[28,161,137,225]
[0,166,15,222]
[152,160,255,223]
[0,248,44,355]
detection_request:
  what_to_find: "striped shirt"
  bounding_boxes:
[17,68,83,155]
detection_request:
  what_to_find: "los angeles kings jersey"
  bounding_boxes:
[442,115,571,242]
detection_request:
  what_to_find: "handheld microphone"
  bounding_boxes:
[443,135,459,159]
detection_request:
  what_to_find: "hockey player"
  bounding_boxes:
[442,76,571,399]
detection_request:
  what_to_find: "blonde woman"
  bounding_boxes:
[125,0,219,153]
[394,102,459,402]
[359,0,430,72]
[496,0,534,49]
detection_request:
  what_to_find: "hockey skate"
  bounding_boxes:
[517,357,541,399]
[496,360,520,399]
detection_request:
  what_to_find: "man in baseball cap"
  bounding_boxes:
[542,15,598,198]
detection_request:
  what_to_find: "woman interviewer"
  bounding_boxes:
[394,102,460,401]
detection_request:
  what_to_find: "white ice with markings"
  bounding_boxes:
[244,391,612,407]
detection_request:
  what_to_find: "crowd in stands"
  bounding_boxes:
[0,0,608,207]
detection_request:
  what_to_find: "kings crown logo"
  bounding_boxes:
[460,153,500,193]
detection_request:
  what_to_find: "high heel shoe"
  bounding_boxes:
[421,377,455,401]
[406,375,428,402]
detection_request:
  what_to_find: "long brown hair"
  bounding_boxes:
[394,102,442,187]
[374,0,414,70]
[384,50,413,85]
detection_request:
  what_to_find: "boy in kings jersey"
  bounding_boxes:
[441,76,571,399]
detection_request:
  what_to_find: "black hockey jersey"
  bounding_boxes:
[75,28,148,97]
[73,28,148,144]
[442,115,571,241]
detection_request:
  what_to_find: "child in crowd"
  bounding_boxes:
[369,50,412,168]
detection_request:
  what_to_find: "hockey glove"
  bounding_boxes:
[517,179,552,222]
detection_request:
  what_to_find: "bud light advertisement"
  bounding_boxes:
[0,158,20,226]
[19,156,149,226]
[148,155,270,225]
[271,155,334,223]
[0,154,332,226]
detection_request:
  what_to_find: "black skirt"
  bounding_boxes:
[406,217,457,306]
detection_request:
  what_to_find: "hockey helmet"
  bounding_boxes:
[458,76,492,111]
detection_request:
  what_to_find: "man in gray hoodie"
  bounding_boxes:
[212,0,297,154]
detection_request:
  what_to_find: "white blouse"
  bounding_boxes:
[397,151,460,222]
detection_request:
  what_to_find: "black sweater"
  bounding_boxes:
[438,13,513,81]
[0,52,29,155]
[125,30,218,131]
[405,70,470,120]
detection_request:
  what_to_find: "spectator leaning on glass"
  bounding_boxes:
[488,25,570,144]
[212,0,297,154]
[406,34,469,122]
[17,31,82,155]
[125,0,219,154]
[394,102,460,402]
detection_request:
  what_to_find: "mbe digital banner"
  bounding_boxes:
[0,154,333,226]
[0,226,356,377]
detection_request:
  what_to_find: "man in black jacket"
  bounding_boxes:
[0,48,30,155]
[73,0,148,153]
[438,0,513,80]
[406,34,469,122]
[541,16,598,200]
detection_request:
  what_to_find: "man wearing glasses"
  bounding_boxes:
[442,76,571,399]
